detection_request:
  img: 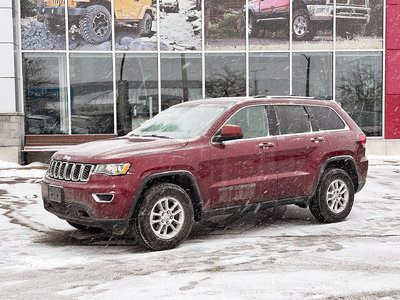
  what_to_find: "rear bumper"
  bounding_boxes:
[357,157,368,192]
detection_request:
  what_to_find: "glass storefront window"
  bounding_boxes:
[69,53,114,134]
[292,3,333,50]
[292,52,333,99]
[19,1,385,138]
[21,0,66,50]
[248,1,289,50]
[161,53,202,106]
[336,0,383,50]
[114,0,158,51]
[336,52,383,136]
[160,0,202,51]
[249,53,290,96]
[205,0,245,50]
[23,53,69,134]
[205,53,246,98]
[115,53,158,136]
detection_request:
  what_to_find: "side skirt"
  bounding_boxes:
[202,196,311,219]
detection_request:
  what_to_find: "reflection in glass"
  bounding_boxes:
[205,53,246,98]
[336,52,382,136]
[161,53,202,107]
[248,0,289,50]
[21,0,66,50]
[115,53,158,136]
[160,0,202,51]
[205,0,245,50]
[69,53,114,134]
[249,53,289,96]
[292,3,333,50]
[292,52,333,98]
[336,0,382,49]
[23,53,68,134]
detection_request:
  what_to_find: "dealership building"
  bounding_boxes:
[0,0,399,163]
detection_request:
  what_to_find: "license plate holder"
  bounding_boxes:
[48,185,64,203]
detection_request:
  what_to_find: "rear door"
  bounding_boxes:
[209,105,277,209]
[271,104,329,200]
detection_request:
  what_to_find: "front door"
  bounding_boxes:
[209,105,278,209]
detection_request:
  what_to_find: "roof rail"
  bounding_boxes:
[251,95,332,101]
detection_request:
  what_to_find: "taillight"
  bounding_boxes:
[359,134,367,144]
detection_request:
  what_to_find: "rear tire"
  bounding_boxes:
[134,183,194,251]
[79,5,112,44]
[309,169,354,223]
[138,12,153,37]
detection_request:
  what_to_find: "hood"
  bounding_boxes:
[53,137,188,163]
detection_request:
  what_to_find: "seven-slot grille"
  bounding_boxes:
[48,160,94,182]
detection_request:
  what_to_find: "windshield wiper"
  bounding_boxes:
[142,134,172,139]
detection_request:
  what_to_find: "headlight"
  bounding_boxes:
[94,163,131,176]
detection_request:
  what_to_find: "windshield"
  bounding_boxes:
[130,104,228,139]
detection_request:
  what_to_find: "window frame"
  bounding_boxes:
[211,104,270,144]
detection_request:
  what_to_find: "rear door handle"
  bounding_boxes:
[259,142,275,149]
[311,137,325,143]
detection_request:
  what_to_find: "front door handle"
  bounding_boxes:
[259,142,275,149]
[311,137,325,143]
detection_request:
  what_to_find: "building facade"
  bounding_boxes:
[0,0,399,163]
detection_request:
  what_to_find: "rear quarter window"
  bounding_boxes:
[307,106,346,131]
[274,105,311,135]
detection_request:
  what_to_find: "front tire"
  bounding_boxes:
[309,169,354,223]
[292,9,315,41]
[79,5,112,44]
[135,183,194,251]
[138,12,153,37]
[248,13,259,37]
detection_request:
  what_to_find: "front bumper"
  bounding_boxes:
[307,5,370,24]
[38,5,87,18]
[41,173,139,234]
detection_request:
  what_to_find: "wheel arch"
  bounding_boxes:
[293,0,308,11]
[129,171,204,222]
[312,156,359,197]
[77,0,111,11]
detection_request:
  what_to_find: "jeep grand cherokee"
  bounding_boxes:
[42,96,368,250]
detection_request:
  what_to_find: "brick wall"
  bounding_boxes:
[386,1,400,139]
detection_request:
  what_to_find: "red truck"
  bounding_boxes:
[248,0,371,40]
[42,96,368,250]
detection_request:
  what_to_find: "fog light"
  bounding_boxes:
[92,193,114,203]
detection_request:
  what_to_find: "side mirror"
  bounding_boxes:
[214,125,243,143]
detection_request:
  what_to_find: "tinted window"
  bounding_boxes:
[226,106,268,139]
[307,106,346,131]
[274,105,310,135]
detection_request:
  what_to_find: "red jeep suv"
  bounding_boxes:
[42,97,368,250]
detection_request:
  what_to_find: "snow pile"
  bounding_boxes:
[0,160,48,170]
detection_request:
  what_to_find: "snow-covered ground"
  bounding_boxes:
[1,156,400,299]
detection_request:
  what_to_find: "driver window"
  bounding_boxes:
[226,106,268,139]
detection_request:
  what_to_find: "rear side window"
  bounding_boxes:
[274,105,310,135]
[307,106,346,131]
